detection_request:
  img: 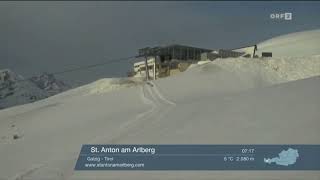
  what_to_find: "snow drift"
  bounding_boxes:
[84,77,143,95]
[197,55,320,84]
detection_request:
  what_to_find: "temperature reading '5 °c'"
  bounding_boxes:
[241,148,255,154]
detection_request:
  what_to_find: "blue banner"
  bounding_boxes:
[74,145,320,170]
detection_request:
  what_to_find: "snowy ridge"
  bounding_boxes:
[200,55,320,84]
[257,29,320,57]
[86,77,144,95]
[45,77,144,102]
[62,55,320,99]
[187,29,320,89]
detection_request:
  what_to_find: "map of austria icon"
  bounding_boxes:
[264,148,299,166]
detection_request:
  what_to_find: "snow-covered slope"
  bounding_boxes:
[79,77,143,95]
[0,30,320,180]
[1,73,319,180]
[257,29,320,57]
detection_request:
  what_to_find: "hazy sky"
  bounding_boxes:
[2,1,320,85]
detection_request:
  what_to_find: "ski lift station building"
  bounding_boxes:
[131,44,258,79]
[132,44,212,79]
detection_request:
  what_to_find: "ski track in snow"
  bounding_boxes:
[1,83,166,180]
[7,164,44,180]
[94,81,176,144]
[50,81,176,180]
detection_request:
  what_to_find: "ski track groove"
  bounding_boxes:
[104,81,176,143]
[8,164,44,180]
[32,81,176,180]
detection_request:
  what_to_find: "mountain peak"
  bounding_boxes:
[0,69,69,110]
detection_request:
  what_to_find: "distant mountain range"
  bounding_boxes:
[0,69,69,109]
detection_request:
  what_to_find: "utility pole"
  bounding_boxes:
[153,56,156,80]
[144,56,149,81]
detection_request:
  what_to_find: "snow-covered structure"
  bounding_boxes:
[133,57,157,79]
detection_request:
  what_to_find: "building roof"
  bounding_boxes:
[137,44,212,57]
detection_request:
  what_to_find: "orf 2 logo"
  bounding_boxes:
[284,13,292,20]
[270,13,292,21]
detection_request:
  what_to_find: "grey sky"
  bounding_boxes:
[2,1,320,85]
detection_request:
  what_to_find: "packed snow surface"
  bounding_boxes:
[0,29,320,180]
